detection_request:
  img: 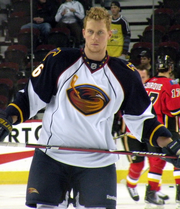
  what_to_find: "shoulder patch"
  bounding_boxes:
[43,47,61,61]
[126,62,137,71]
[170,79,179,85]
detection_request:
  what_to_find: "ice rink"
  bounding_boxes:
[0,183,179,209]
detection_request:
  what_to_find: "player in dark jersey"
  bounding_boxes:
[126,55,180,208]
[0,7,180,209]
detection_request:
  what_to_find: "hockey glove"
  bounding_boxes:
[0,109,13,142]
[162,139,180,168]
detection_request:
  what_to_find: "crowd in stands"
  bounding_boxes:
[129,3,180,79]
[0,0,92,109]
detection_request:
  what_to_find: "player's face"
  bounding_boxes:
[137,69,149,84]
[83,19,112,60]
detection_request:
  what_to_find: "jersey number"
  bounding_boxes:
[171,88,180,98]
[148,92,159,105]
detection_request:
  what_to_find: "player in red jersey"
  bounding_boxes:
[125,55,180,207]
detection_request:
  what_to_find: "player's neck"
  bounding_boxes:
[158,72,170,78]
[84,47,106,61]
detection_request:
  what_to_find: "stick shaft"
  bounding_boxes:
[0,142,177,159]
[113,133,127,139]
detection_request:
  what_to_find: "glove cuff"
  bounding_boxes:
[162,139,180,156]
[0,115,13,133]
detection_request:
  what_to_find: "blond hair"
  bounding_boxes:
[83,7,112,31]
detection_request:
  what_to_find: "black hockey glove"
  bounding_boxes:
[162,139,180,168]
[0,109,13,142]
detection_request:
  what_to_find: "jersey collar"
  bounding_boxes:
[81,49,109,72]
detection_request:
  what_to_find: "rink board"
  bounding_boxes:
[0,120,174,184]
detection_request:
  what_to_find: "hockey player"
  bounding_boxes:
[126,55,180,208]
[0,7,180,209]
[136,67,151,84]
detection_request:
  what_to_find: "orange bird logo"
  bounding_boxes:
[67,75,110,115]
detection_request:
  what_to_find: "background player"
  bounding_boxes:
[125,55,180,208]
[136,67,151,84]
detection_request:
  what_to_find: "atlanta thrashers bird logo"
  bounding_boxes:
[67,75,110,115]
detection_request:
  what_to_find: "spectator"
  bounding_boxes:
[78,0,92,11]
[21,0,58,44]
[107,1,131,59]
[55,0,85,48]
[138,50,153,76]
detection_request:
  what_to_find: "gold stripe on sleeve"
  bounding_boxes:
[149,124,164,146]
[8,103,24,123]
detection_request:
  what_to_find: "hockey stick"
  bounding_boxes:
[0,142,177,159]
[113,133,127,139]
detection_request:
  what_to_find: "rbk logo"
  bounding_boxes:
[28,187,39,194]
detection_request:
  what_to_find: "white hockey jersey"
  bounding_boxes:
[6,48,171,168]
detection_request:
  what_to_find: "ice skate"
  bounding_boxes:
[126,185,139,201]
[144,185,164,209]
[144,203,164,209]
[156,191,169,200]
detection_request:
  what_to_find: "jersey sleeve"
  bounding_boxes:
[6,48,65,124]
